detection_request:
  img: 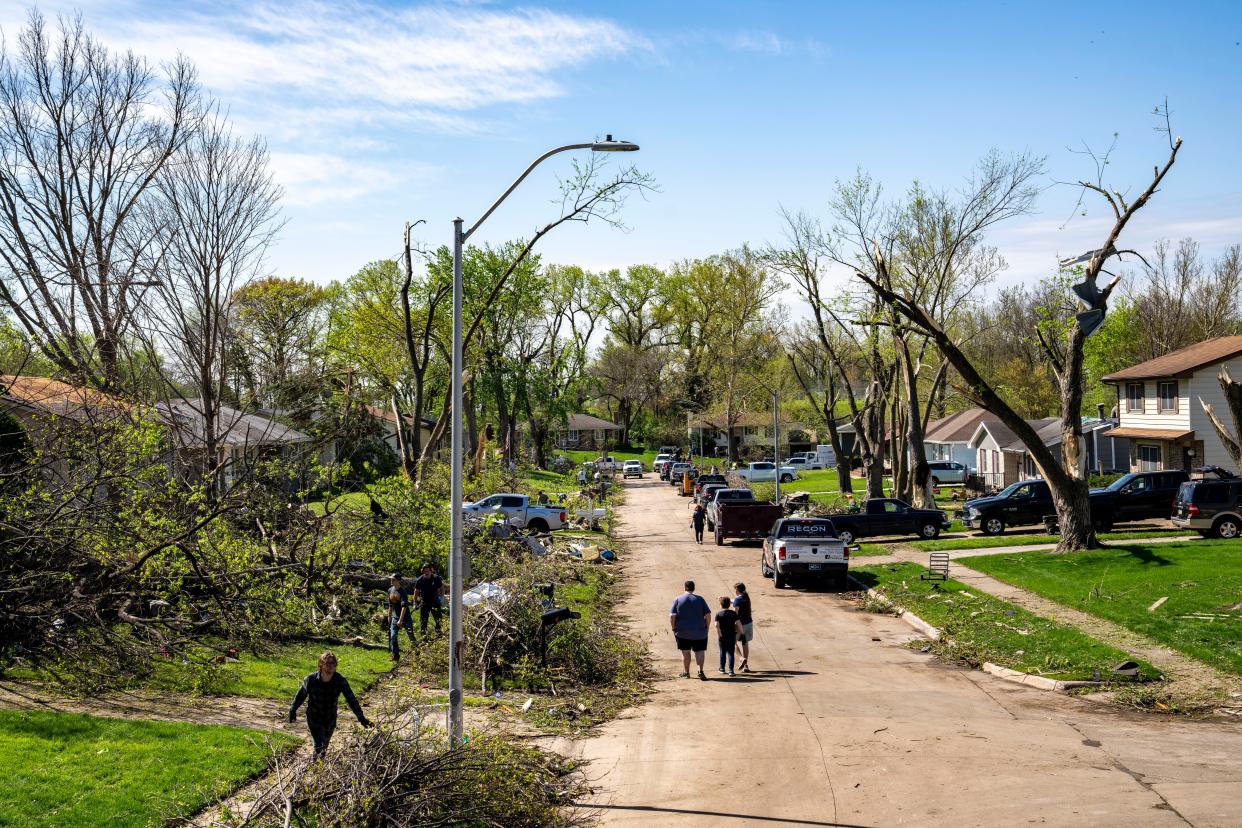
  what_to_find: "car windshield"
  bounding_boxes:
[777,520,836,538]
[1104,473,1136,492]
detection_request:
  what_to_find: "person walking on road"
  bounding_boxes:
[413,563,445,637]
[715,596,743,676]
[670,580,712,680]
[690,503,706,544]
[387,573,415,661]
[288,650,371,759]
[732,583,753,673]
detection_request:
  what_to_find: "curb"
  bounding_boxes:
[849,575,1101,694]
[848,575,940,641]
[981,662,1102,693]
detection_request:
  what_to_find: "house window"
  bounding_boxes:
[566,429,579,444]
[1138,444,1161,472]
[1157,381,1178,413]
[1126,383,1145,413]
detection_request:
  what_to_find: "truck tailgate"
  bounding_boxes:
[781,538,847,568]
[719,503,783,535]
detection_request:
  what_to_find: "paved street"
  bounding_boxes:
[560,477,1242,827]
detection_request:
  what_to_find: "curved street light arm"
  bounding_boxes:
[461,143,593,241]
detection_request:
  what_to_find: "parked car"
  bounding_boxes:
[927,461,970,485]
[1171,476,1242,539]
[622,460,644,479]
[784,457,813,472]
[709,489,784,546]
[461,493,567,533]
[694,473,727,498]
[668,462,693,486]
[733,461,798,484]
[826,498,951,545]
[591,455,622,473]
[760,517,849,589]
[1088,470,1189,530]
[962,479,1052,535]
[697,483,727,506]
[654,454,674,479]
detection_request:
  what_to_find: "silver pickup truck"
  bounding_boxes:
[760,517,849,589]
[462,493,567,533]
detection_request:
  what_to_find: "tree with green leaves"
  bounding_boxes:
[229,276,331,409]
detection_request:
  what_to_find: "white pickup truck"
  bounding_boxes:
[589,456,623,473]
[760,516,849,589]
[462,493,567,533]
[733,461,798,484]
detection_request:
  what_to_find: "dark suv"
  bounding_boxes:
[1172,478,1242,539]
[1088,470,1189,531]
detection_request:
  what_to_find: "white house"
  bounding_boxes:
[924,408,993,467]
[1102,335,1242,475]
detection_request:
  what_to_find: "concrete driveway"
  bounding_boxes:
[557,476,1242,827]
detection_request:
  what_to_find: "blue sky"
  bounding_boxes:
[5,0,1240,294]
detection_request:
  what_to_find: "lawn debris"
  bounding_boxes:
[1147,596,1169,613]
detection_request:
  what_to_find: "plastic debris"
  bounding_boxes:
[462,581,508,606]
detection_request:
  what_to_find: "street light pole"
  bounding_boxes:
[446,136,638,746]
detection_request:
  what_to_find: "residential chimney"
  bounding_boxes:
[1096,403,1105,421]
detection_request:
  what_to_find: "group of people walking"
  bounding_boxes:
[669,580,753,678]
[385,564,447,661]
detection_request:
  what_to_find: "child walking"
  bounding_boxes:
[715,596,742,676]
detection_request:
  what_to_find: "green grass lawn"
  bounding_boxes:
[912,528,1189,552]
[0,709,296,828]
[851,562,1160,682]
[964,540,1242,675]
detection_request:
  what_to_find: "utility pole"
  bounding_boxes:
[773,392,781,503]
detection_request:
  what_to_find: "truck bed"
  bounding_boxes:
[714,501,783,545]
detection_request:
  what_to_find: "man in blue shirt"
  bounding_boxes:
[669,580,712,680]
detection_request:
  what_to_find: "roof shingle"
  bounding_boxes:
[1102,335,1242,382]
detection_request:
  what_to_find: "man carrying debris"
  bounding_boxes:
[670,580,712,680]
[414,563,445,637]
[288,650,371,759]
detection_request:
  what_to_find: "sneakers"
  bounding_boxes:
[740,660,750,673]
[729,670,736,677]
[678,671,690,678]
[718,668,726,674]
[697,670,706,681]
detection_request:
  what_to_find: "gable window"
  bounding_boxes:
[1138,444,1161,472]
[1126,383,1145,413]
[1157,381,1178,413]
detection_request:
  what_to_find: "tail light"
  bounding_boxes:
[559,512,567,522]
[1186,504,1200,516]
[843,546,850,560]
[777,544,787,560]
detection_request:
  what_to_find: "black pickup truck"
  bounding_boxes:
[962,479,1052,535]
[826,498,952,546]
[1089,470,1189,530]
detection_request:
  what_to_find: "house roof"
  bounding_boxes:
[1102,335,1242,382]
[925,408,993,444]
[1106,426,1195,441]
[361,404,435,429]
[970,417,1060,453]
[0,374,126,420]
[157,399,312,447]
[556,413,621,431]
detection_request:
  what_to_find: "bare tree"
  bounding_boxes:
[1128,239,1242,360]
[0,12,201,389]
[857,116,1182,550]
[140,117,283,493]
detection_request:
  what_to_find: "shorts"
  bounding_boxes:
[739,623,754,643]
[675,636,708,652]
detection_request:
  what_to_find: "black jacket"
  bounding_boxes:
[289,671,366,727]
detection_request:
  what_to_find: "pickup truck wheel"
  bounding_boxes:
[981,516,1005,536]
[714,526,724,546]
[835,528,855,546]
[834,572,849,591]
[773,568,787,589]
[931,476,940,486]
[706,519,715,532]
[919,522,940,539]
[1214,516,1241,540]
[526,518,549,534]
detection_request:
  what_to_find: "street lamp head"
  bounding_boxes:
[592,134,639,152]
